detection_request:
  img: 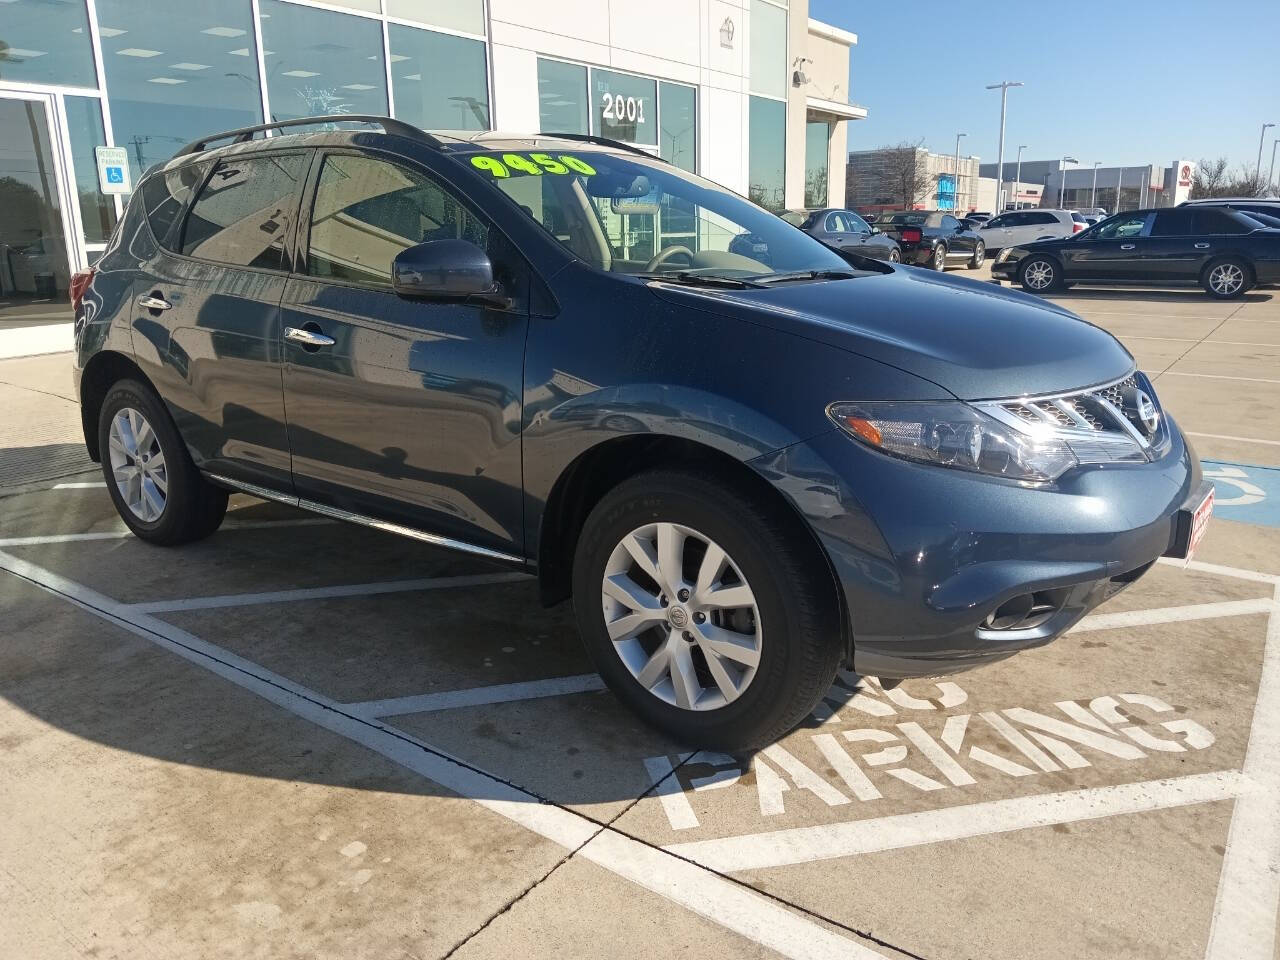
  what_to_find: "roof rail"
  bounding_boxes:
[540,132,668,163]
[174,114,441,158]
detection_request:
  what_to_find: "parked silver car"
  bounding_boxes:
[979,209,1086,252]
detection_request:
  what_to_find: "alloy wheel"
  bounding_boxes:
[601,522,761,711]
[1209,262,1244,296]
[973,242,985,267]
[934,246,946,270]
[1023,260,1054,290]
[889,248,901,262]
[108,406,168,522]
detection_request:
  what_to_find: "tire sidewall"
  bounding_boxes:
[571,477,825,745]
[1020,255,1058,292]
[99,380,190,541]
[1202,257,1250,299]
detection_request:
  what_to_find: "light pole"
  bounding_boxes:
[1014,145,1027,210]
[1258,122,1276,186]
[1115,167,1125,213]
[954,132,967,212]
[1090,161,1101,210]
[986,81,1023,213]
[1269,139,1278,195]
[1058,156,1077,209]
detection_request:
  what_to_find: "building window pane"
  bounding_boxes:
[658,81,696,172]
[181,153,307,269]
[590,68,656,146]
[804,121,828,208]
[749,0,787,99]
[389,25,488,130]
[260,0,388,122]
[748,96,785,211]
[537,59,587,135]
[386,0,485,36]
[97,0,262,174]
[0,0,96,88]
[322,0,382,12]
[64,97,118,244]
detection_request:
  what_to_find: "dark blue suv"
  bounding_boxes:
[72,116,1212,748]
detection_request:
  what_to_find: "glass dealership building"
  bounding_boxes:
[0,0,864,315]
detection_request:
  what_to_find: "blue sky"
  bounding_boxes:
[809,0,1280,172]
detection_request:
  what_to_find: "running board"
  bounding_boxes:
[206,473,527,566]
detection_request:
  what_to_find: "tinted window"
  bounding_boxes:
[985,215,1006,228]
[181,155,306,268]
[658,81,697,173]
[0,0,96,87]
[1242,211,1280,228]
[1071,212,1087,224]
[307,154,488,286]
[824,212,847,232]
[747,97,786,211]
[1095,212,1149,239]
[1151,210,1195,236]
[1195,210,1250,235]
[846,211,872,233]
[1031,212,1059,225]
[538,58,588,135]
[592,68,657,145]
[880,213,927,225]
[142,162,210,250]
[941,215,960,230]
[389,23,489,130]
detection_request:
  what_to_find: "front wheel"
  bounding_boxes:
[1202,257,1252,299]
[932,244,947,270]
[1019,255,1061,293]
[968,241,986,269]
[888,246,901,263]
[572,469,841,749]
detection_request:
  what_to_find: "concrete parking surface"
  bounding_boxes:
[3,274,1280,959]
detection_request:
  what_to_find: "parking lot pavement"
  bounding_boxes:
[3,282,1280,959]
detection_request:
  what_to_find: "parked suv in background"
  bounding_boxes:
[73,116,1211,749]
[980,209,1085,252]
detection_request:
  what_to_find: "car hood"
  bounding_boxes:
[648,266,1134,401]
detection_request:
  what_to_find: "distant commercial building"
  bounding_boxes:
[846,146,981,214]
[978,159,1197,212]
[973,177,1041,214]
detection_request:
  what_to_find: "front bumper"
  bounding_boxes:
[752,418,1204,679]
[991,258,1020,281]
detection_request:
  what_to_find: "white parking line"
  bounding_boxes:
[51,481,107,489]
[1072,598,1276,633]
[1205,581,1280,960]
[1186,431,1280,448]
[126,571,530,613]
[0,548,888,960]
[0,518,333,547]
[1162,371,1280,385]
[1158,557,1280,585]
[663,770,1248,872]
[348,674,606,718]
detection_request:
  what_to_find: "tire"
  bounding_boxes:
[571,468,842,749]
[968,241,986,269]
[98,379,228,545]
[1202,257,1252,299]
[1019,255,1061,293]
[932,244,947,270]
[888,247,901,263]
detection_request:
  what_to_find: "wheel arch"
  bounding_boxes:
[79,351,155,462]
[535,434,850,661]
[1200,253,1255,287]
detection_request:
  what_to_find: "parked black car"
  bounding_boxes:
[992,206,1280,298]
[873,211,986,270]
[796,207,901,262]
[73,116,1211,749]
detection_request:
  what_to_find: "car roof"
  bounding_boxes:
[1182,197,1280,205]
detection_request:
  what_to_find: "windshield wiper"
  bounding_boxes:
[747,269,859,285]
[640,271,766,289]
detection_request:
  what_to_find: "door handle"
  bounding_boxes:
[136,294,172,311]
[284,325,335,348]
[1120,244,1136,250]
[1194,242,1210,249]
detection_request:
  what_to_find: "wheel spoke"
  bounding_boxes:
[655,522,686,594]
[602,573,660,614]
[634,642,671,690]
[701,647,741,703]
[693,541,726,599]
[606,609,662,641]
[695,623,760,668]
[701,583,754,609]
[149,467,168,494]
[620,531,662,585]
[134,417,155,453]
[112,462,136,484]
[668,642,701,709]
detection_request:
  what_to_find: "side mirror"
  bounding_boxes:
[391,239,506,305]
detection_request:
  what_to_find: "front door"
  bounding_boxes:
[0,93,77,328]
[1064,211,1154,280]
[281,150,529,557]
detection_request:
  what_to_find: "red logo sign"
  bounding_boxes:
[1179,164,1192,187]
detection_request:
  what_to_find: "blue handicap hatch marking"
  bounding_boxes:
[1201,460,1280,528]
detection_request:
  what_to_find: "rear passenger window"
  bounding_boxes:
[306,153,488,287]
[181,154,307,269]
[1194,210,1249,236]
[1032,212,1059,225]
[141,162,209,249]
[1151,210,1194,236]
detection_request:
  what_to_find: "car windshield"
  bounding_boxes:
[1241,211,1280,229]
[877,213,928,225]
[470,150,850,281]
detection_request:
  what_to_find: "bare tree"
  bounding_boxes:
[878,141,933,209]
[1190,157,1229,198]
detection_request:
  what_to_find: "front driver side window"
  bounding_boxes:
[1096,212,1149,240]
[307,153,489,287]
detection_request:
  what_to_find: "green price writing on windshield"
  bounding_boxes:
[470,153,597,178]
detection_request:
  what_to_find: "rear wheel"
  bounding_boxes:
[932,244,947,270]
[968,240,986,269]
[572,469,841,749]
[888,247,901,263]
[99,379,228,545]
[1019,255,1061,293]
[1202,257,1252,299]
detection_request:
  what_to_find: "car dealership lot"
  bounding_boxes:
[3,281,1280,960]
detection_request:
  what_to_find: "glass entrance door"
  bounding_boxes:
[0,93,79,327]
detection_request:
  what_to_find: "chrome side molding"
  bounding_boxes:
[206,473,527,565]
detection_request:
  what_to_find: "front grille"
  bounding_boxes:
[998,374,1140,438]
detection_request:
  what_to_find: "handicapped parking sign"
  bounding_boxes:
[1202,461,1280,527]
[94,146,131,195]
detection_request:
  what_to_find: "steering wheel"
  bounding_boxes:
[643,245,695,273]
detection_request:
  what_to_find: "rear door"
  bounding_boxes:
[279,149,529,556]
[1186,209,1255,281]
[133,151,308,490]
[1143,208,1198,281]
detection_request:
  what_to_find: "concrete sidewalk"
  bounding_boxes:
[0,353,96,493]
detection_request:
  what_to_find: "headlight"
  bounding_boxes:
[828,401,1077,483]
[995,248,1015,264]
